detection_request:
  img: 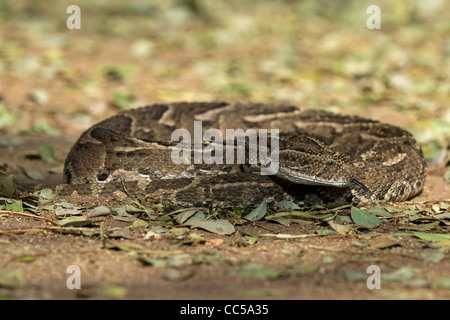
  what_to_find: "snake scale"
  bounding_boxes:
[19,102,427,208]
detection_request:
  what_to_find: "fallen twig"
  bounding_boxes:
[0,210,59,226]
[0,228,45,235]
[0,225,98,235]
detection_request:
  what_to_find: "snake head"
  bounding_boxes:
[274,134,362,188]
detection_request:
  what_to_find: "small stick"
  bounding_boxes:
[0,210,59,226]
[0,228,46,235]
[0,226,94,235]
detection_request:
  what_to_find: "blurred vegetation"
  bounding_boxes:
[0,0,449,163]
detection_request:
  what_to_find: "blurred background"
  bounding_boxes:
[0,0,449,166]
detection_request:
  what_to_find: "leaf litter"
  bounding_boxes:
[0,173,448,295]
[5,190,450,248]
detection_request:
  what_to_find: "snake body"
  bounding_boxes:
[22,102,427,208]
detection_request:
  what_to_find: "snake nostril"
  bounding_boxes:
[97,173,109,182]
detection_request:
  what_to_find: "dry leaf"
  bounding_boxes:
[328,220,351,234]
[369,235,400,249]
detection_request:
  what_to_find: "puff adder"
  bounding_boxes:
[19,102,427,208]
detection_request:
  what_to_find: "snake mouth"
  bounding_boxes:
[275,169,352,187]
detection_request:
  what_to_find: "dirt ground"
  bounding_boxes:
[0,138,449,300]
[0,1,449,301]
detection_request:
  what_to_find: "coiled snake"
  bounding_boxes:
[19,102,427,208]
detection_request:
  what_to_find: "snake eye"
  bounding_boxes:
[325,159,333,165]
